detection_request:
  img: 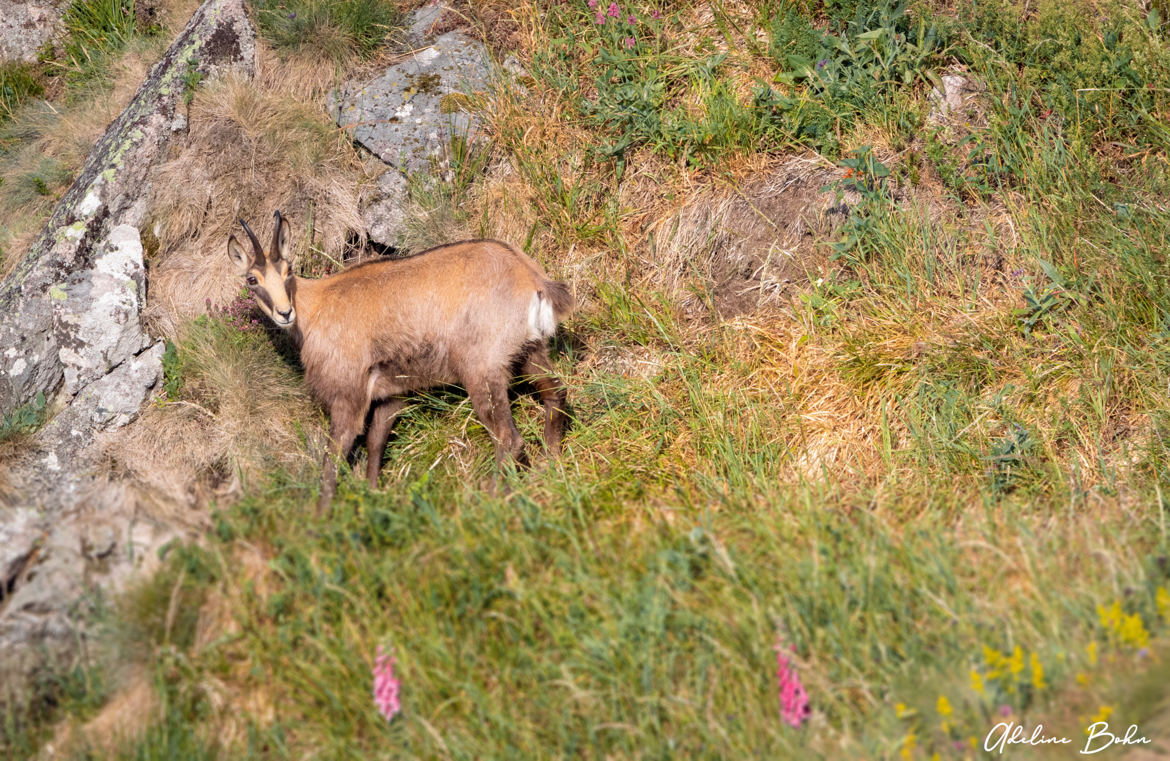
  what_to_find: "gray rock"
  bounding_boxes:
[502,54,529,80]
[54,225,153,398]
[0,506,42,592]
[403,1,449,47]
[0,0,67,63]
[928,74,971,123]
[330,31,490,176]
[31,338,165,501]
[363,170,409,248]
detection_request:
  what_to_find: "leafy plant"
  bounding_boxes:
[761,1,946,154]
[985,422,1039,494]
[0,391,48,442]
[181,57,203,106]
[828,146,894,266]
[161,339,182,400]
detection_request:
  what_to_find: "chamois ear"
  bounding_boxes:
[227,235,252,274]
[272,211,292,264]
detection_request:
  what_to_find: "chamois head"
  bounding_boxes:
[228,211,297,328]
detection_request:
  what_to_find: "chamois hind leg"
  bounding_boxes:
[522,342,568,456]
[467,371,526,471]
[365,397,407,488]
[320,401,363,514]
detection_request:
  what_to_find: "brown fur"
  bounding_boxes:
[228,214,573,512]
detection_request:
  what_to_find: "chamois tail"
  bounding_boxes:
[528,281,573,341]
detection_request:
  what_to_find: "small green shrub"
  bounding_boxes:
[761,2,946,155]
[0,391,48,443]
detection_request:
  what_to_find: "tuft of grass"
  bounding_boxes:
[251,0,400,62]
[58,0,140,90]
[0,64,43,124]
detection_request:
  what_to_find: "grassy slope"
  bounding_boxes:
[6,0,1170,758]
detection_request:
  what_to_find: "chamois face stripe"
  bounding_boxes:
[253,280,276,314]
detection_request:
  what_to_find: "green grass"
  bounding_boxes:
[251,0,400,62]
[58,0,140,91]
[0,64,42,124]
[7,0,1170,757]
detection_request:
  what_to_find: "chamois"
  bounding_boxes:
[227,212,572,512]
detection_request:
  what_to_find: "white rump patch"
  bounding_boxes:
[527,291,557,341]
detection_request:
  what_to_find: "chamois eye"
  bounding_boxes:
[246,275,258,286]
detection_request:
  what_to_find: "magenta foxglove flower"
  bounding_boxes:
[775,639,811,728]
[373,645,402,722]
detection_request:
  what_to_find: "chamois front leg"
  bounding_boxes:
[319,403,363,514]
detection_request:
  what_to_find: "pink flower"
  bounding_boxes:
[651,8,661,19]
[595,11,605,23]
[775,638,811,729]
[607,2,620,17]
[373,646,401,722]
[624,36,635,48]
[587,0,597,6]
[627,13,636,22]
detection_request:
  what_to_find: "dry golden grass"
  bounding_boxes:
[104,322,319,516]
[43,670,155,760]
[145,45,373,334]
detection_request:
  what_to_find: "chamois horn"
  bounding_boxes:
[271,210,283,261]
[238,217,266,265]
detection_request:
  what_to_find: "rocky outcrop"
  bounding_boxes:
[363,169,409,249]
[333,3,492,248]
[0,0,67,63]
[330,30,489,176]
[0,0,256,710]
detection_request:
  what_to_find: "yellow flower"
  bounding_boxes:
[895,702,909,718]
[1030,652,1046,690]
[1087,705,1114,729]
[970,669,985,696]
[937,695,953,717]
[1087,640,1099,667]
[1119,612,1150,650]
[983,645,1006,681]
[1157,586,1169,622]
[931,754,940,761]
[1076,672,1089,686]
[1008,646,1025,680]
[901,731,917,760]
[969,736,978,748]
[1099,602,1122,632]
